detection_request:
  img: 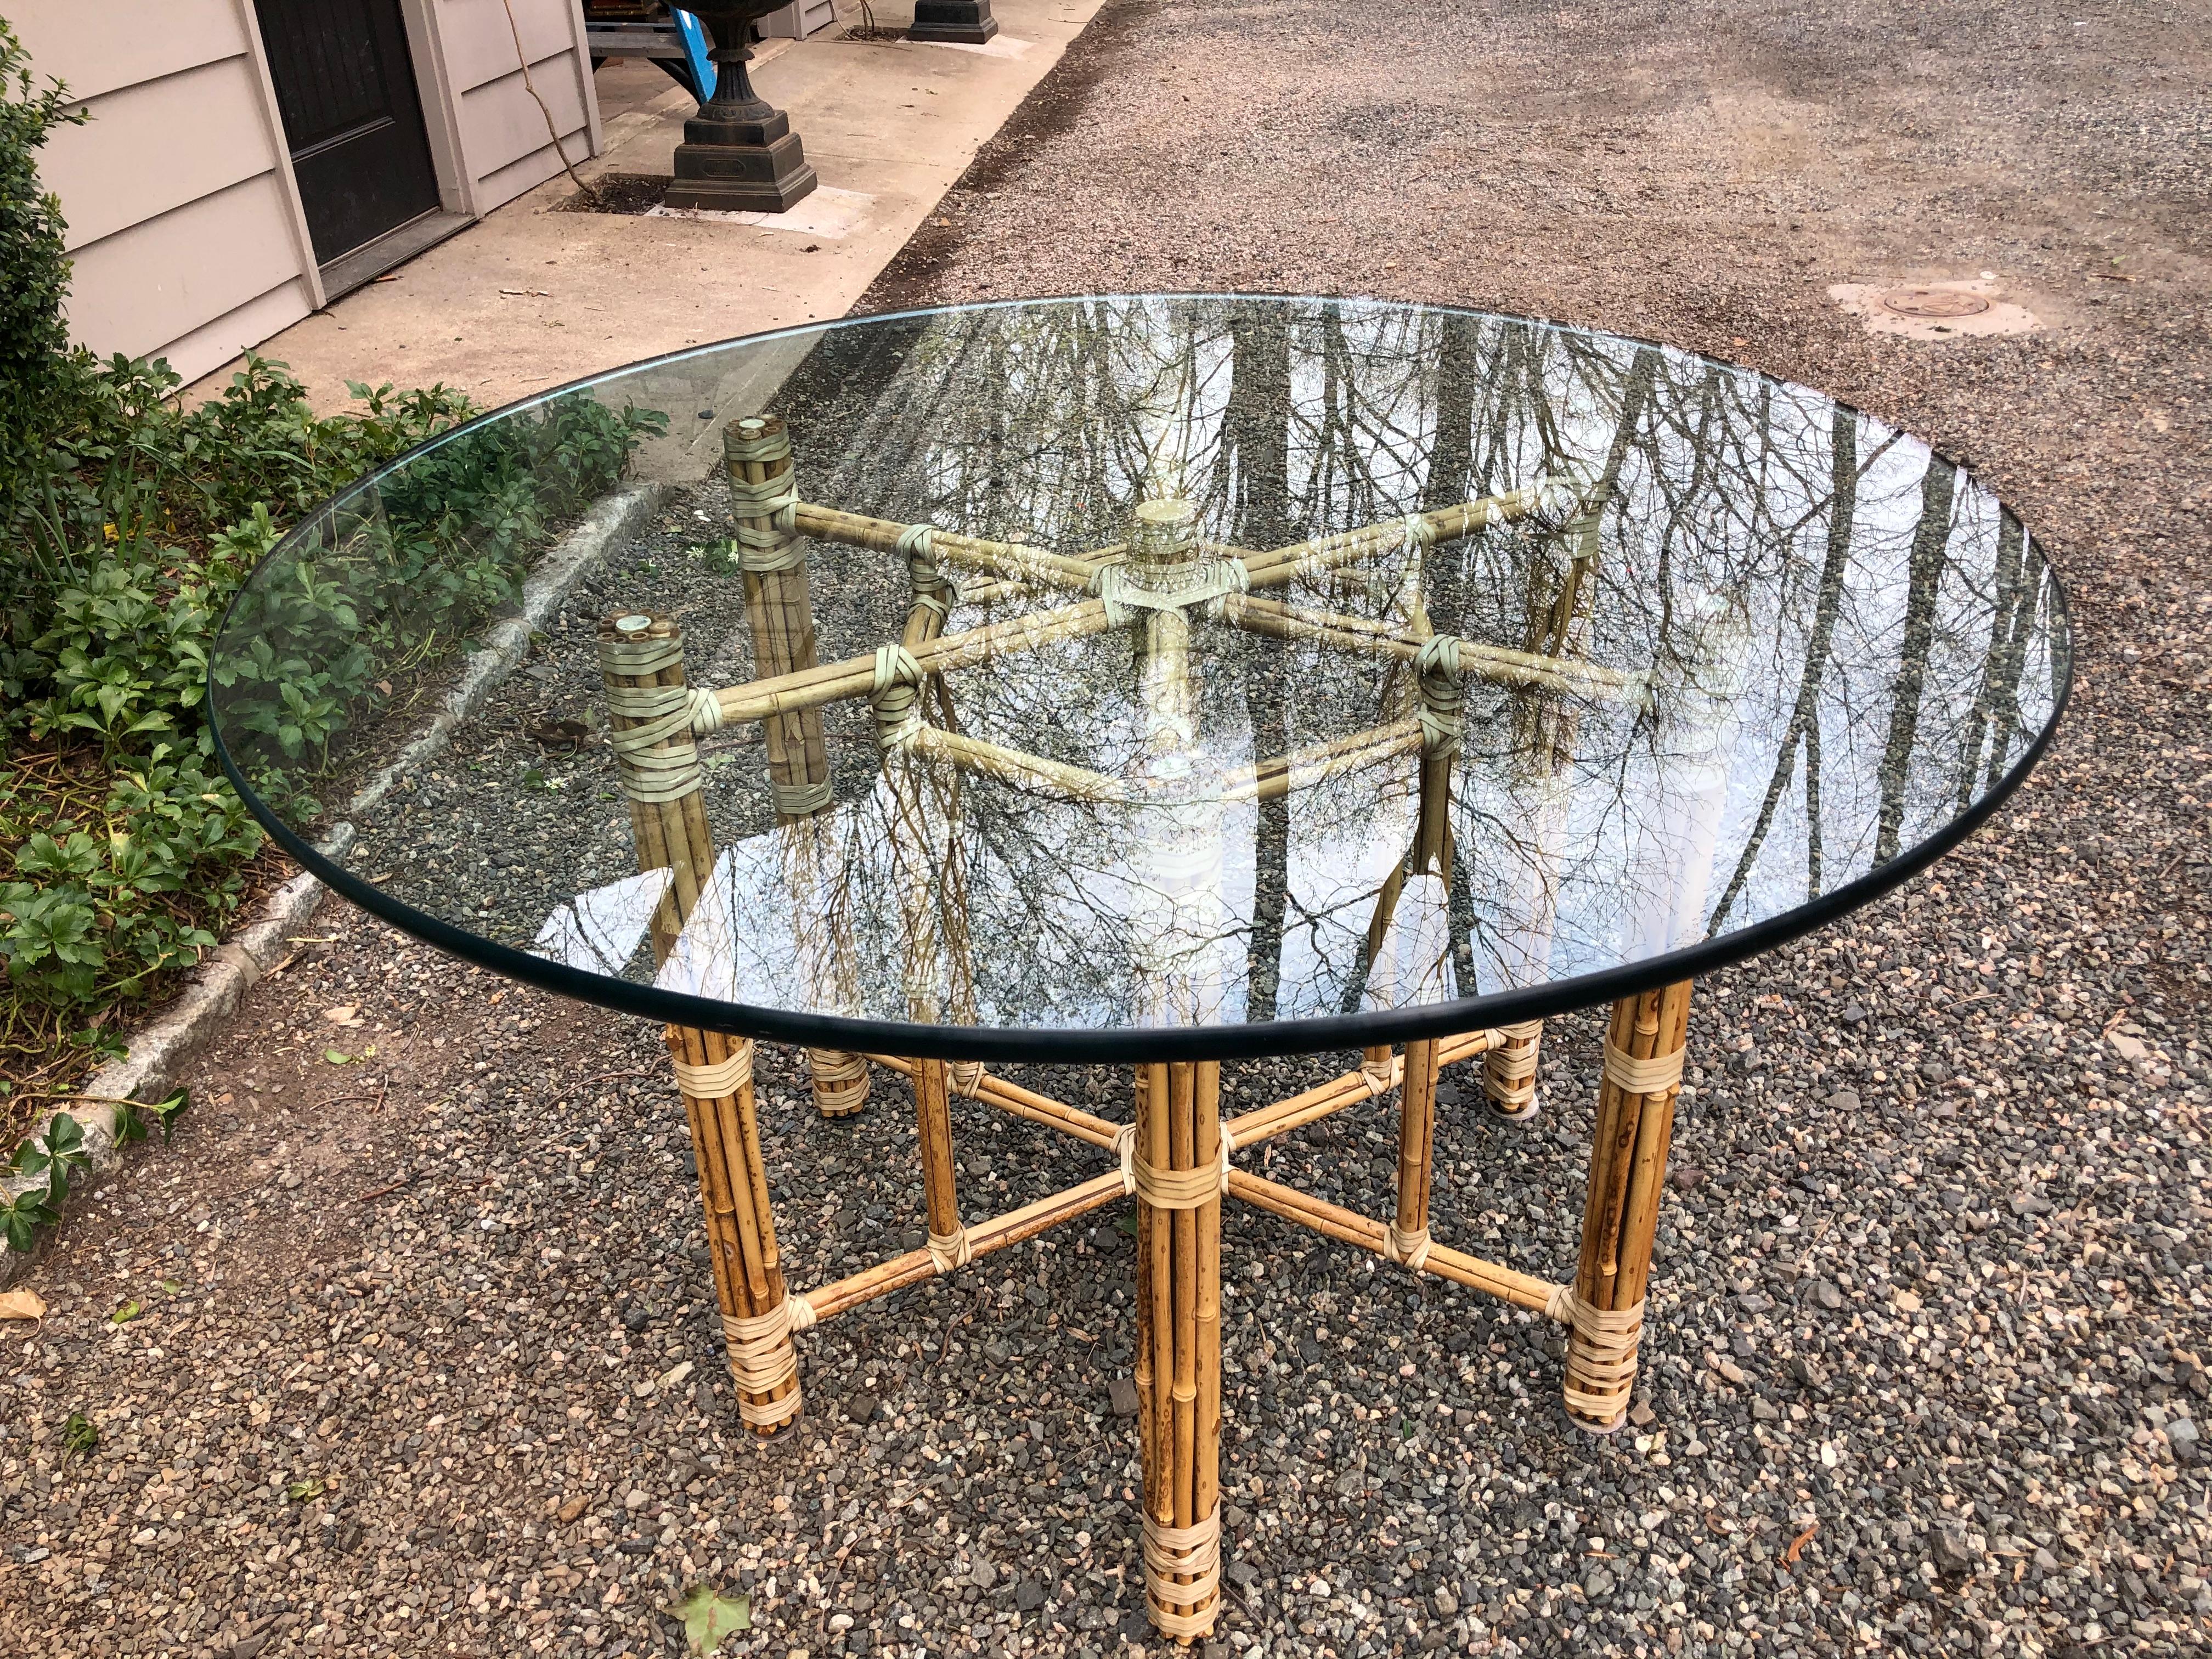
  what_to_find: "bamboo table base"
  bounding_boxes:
[657,993,1690,1644]
[594,412,1700,1643]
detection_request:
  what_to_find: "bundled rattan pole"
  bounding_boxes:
[913,1058,972,1277]
[1132,1060,1224,1643]
[1387,1038,1440,1271]
[1437,1026,1498,1069]
[599,612,803,1437]
[867,1055,1123,1150]
[710,597,1117,727]
[1485,1020,1544,1121]
[724,416,868,1119]
[801,1170,1128,1322]
[1237,481,1567,592]
[1220,1037,1448,1150]
[1565,980,1694,1433]
[1221,595,1647,706]
[794,501,1102,592]
[910,726,1130,802]
[1222,1167,1560,1312]
[1218,718,1425,805]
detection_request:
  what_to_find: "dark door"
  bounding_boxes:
[254,0,442,264]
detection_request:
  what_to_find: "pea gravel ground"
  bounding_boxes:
[7,3,2212,1658]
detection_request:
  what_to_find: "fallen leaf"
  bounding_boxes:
[666,1584,752,1654]
[110,1300,140,1325]
[323,1049,354,1065]
[322,1006,364,1027]
[1784,1520,1820,1564]
[0,1289,46,1321]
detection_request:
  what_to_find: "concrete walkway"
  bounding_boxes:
[194,1,1102,414]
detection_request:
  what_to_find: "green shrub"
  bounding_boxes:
[0,18,81,521]
[1,355,662,1093]
[0,17,665,1156]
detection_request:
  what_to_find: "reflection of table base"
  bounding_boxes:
[647,995,1694,1641]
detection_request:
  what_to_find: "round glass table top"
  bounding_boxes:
[211,296,2069,1062]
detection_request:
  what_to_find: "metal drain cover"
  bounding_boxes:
[1880,286,1993,320]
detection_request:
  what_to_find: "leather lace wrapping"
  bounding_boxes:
[1602,1038,1685,1095]
[720,1295,816,1426]
[1142,1504,1223,1639]
[670,1041,754,1100]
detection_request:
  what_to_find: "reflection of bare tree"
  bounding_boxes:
[1227,314,1295,1020]
[1957,514,2039,807]
[1707,405,1858,928]
[1874,455,1958,866]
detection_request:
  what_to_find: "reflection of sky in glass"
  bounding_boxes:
[210,297,2066,1041]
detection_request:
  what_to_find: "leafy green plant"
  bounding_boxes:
[0,18,83,532]
[0,18,663,1220]
[60,1410,97,1461]
[110,1086,190,1147]
[0,1180,57,1253]
[9,1110,87,1202]
[667,1585,752,1654]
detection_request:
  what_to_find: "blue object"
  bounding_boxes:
[584,7,716,105]
[669,9,716,104]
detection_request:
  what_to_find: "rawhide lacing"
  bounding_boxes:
[870,644,926,749]
[805,1048,871,1116]
[1115,1122,1235,1208]
[723,423,804,572]
[1142,1504,1223,1639]
[926,1228,974,1274]
[599,639,703,804]
[721,1295,816,1425]
[670,1041,754,1101]
[1383,1223,1434,1273]
[897,523,958,620]
[1485,1019,1542,1114]
[1601,1038,1685,1096]
[1414,634,1466,758]
[1544,1284,1646,1426]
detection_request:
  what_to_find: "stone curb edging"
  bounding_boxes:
[0,481,665,1289]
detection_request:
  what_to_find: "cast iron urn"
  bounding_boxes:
[665,2,819,213]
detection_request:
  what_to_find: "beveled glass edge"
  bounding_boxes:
[210,293,2076,1065]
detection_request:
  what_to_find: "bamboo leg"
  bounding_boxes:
[725,415,869,1120]
[1485,1019,1544,1122]
[1133,1060,1224,1644]
[915,1057,970,1275]
[1564,980,1692,1433]
[600,611,803,1437]
[1387,1037,1438,1270]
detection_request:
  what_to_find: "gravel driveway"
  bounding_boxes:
[5,3,2210,1657]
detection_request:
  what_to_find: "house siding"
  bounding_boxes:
[433,0,599,213]
[15,0,601,383]
[15,0,318,380]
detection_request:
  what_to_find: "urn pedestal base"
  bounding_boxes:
[665,108,817,214]
[909,1,998,46]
